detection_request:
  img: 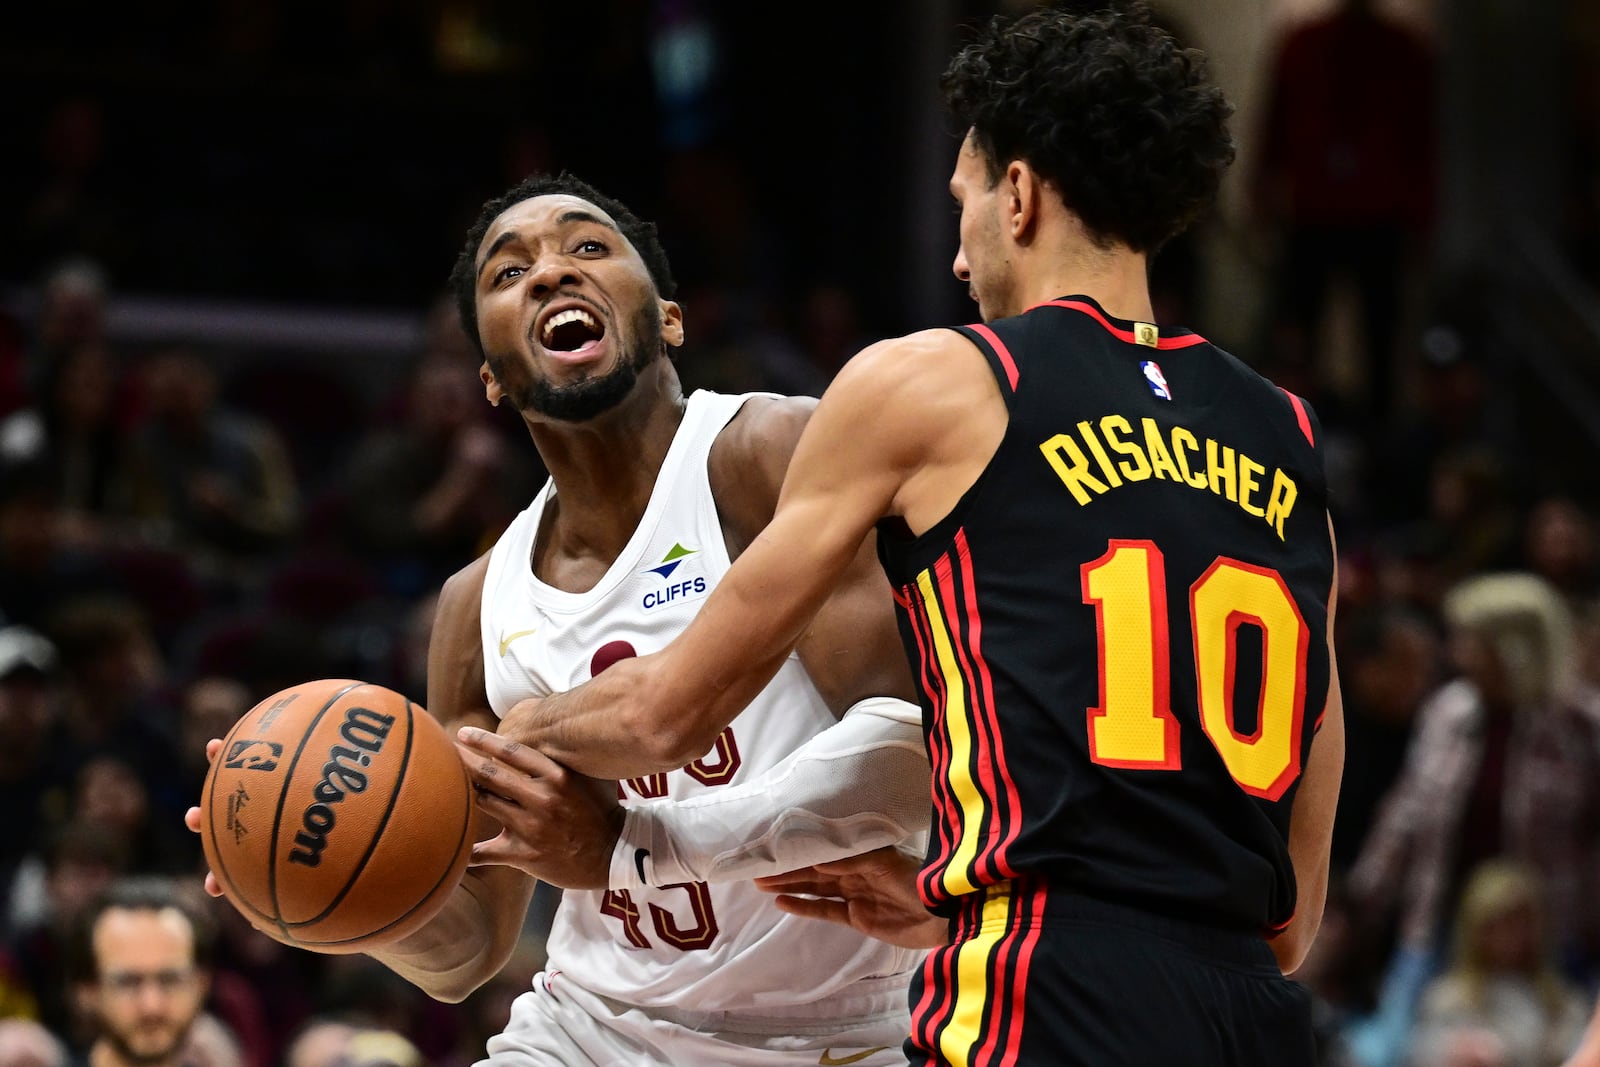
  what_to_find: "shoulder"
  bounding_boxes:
[436,552,491,626]
[708,394,817,554]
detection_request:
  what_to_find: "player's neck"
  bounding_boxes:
[1032,241,1154,323]
[530,362,688,556]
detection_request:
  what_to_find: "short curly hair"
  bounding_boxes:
[939,1,1234,254]
[449,172,677,356]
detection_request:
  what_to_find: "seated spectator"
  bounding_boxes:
[0,626,64,933]
[6,821,130,1057]
[1409,859,1590,1067]
[0,339,127,547]
[108,345,299,568]
[335,349,533,599]
[0,1018,68,1067]
[1347,573,1600,1058]
[40,595,181,825]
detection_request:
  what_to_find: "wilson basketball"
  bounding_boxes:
[199,678,474,953]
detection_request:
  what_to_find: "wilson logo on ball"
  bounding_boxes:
[287,706,396,869]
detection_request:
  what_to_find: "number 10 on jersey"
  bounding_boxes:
[1080,540,1310,800]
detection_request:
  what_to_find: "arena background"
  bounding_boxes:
[3,2,1600,1066]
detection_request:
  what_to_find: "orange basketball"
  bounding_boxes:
[199,678,474,953]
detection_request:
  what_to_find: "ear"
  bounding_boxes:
[1005,160,1041,241]
[479,362,504,407]
[660,300,685,349]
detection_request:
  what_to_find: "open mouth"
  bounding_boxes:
[541,307,605,355]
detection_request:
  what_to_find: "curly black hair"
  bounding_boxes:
[939,1,1234,254]
[449,171,677,356]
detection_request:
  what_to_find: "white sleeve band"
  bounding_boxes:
[608,696,930,889]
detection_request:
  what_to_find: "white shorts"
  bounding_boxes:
[477,970,912,1067]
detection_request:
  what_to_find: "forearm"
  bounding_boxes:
[368,866,534,1003]
[609,697,929,889]
[499,626,796,779]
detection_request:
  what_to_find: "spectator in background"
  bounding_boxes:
[1251,0,1436,427]
[0,1018,68,1067]
[41,596,179,824]
[1415,1028,1510,1067]
[109,346,299,567]
[1346,573,1600,1063]
[336,315,535,599]
[68,877,225,1067]
[0,339,128,548]
[0,627,64,932]
[0,463,117,632]
[7,822,130,1057]
[11,97,126,284]
[1521,494,1600,612]
[1409,859,1590,1067]
[1368,325,1508,532]
[71,756,192,877]
[1331,601,1441,874]
[18,260,111,408]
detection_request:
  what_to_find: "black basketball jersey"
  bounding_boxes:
[876,296,1334,935]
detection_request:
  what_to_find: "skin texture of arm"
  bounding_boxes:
[364,555,540,1003]
[493,330,997,778]
[1269,513,1346,976]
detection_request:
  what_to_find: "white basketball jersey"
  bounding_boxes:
[480,389,922,1012]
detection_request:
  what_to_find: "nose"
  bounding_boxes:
[951,246,970,283]
[527,254,579,296]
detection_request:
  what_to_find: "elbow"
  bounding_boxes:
[1271,932,1312,977]
[1269,908,1326,977]
[425,972,487,1005]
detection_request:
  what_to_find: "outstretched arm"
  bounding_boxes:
[493,329,994,779]
[461,393,932,888]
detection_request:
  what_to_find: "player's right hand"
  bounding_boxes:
[456,725,622,890]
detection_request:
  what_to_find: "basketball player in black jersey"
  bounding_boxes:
[485,5,1345,1064]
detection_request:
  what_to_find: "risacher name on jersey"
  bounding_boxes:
[1040,413,1299,540]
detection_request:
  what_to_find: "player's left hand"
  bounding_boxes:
[456,726,622,890]
[182,738,227,899]
[755,846,949,950]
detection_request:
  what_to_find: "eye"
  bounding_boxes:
[492,264,524,284]
[574,237,607,255]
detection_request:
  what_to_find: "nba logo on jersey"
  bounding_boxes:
[1141,360,1172,400]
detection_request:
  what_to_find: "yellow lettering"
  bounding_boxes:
[1264,470,1298,540]
[1171,427,1205,488]
[1205,439,1237,502]
[1041,434,1109,505]
[1101,415,1151,481]
[1142,418,1180,482]
[1238,454,1265,517]
[1075,421,1123,488]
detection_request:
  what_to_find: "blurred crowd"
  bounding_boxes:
[2,1,1600,1067]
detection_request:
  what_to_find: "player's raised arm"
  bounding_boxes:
[494,327,982,779]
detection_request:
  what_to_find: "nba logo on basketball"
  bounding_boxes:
[1141,360,1172,400]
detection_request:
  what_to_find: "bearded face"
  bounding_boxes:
[86,908,208,1067]
[492,298,664,423]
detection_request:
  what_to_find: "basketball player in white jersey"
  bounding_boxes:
[360,172,933,1066]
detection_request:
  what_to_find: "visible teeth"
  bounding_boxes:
[542,308,597,343]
